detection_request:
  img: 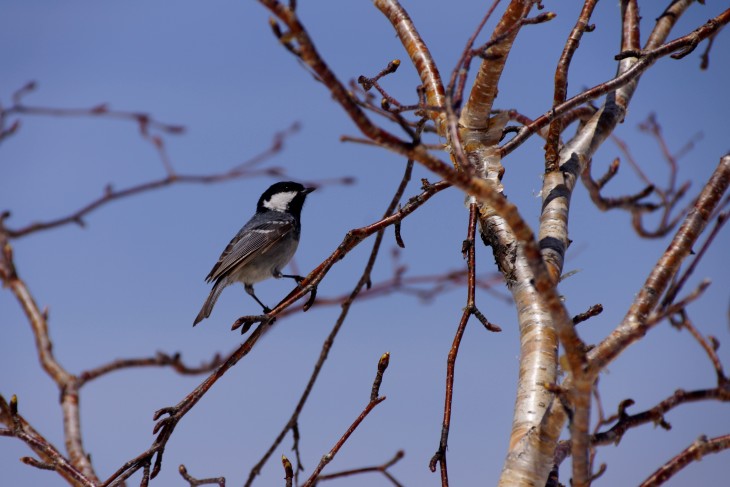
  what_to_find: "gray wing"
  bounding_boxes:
[205,218,294,283]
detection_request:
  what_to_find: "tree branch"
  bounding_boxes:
[500,7,730,157]
[588,154,730,374]
[5,123,301,238]
[302,353,389,487]
[639,434,730,487]
[373,0,446,132]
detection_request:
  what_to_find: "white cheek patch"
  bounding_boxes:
[263,191,298,212]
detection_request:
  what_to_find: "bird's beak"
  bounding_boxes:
[303,187,316,194]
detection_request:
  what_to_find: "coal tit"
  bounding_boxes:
[194,181,315,325]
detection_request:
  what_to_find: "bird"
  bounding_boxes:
[193,181,315,326]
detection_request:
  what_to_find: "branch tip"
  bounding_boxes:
[10,394,18,417]
[21,457,56,471]
[371,352,390,401]
[282,455,294,478]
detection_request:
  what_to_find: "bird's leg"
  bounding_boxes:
[274,270,317,311]
[244,283,271,314]
[275,270,304,285]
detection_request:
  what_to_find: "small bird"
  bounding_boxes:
[194,181,315,326]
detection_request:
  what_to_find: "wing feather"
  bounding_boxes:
[205,219,294,283]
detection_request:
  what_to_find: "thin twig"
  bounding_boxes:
[545,0,598,173]
[77,352,224,387]
[373,0,446,132]
[670,312,727,386]
[588,155,730,374]
[303,355,390,487]
[661,211,728,311]
[245,153,426,486]
[5,123,302,238]
[102,323,268,485]
[0,395,95,487]
[639,434,730,487]
[430,203,500,485]
[315,450,404,486]
[178,464,226,487]
[501,9,730,157]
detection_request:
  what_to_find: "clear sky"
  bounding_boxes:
[2,2,729,486]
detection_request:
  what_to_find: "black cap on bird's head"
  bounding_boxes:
[257,181,315,217]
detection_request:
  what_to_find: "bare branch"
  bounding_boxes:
[501,7,730,157]
[102,322,269,485]
[303,354,389,487]
[267,179,449,315]
[670,312,728,387]
[460,0,532,132]
[371,352,391,402]
[661,210,728,311]
[4,123,301,238]
[0,395,95,487]
[0,226,97,481]
[245,153,425,487]
[281,456,293,487]
[545,0,598,172]
[589,154,730,374]
[179,464,226,487]
[373,0,446,132]
[431,203,500,486]
[594,388,730,450]
[639,434,730,487]
[77,352,224,387]
[0,81,183,147]
[445,0,501,110]
[315,450,404,486]
[572,304,604,326]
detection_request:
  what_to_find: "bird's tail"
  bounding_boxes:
[193,280,225,326]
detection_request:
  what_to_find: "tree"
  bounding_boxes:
[1,1,729,486]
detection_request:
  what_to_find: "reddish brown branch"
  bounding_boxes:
[661,211,728,314]
[588,154,730,374]
[0,395,94,487]
[602,119,692,238]
[264,180,449,319]
[501,9,730,157]
[430,203,500,486]
[314,450,404,486]
[670,312,728,387]
[373,0,446,132]
[545,0,598,173]
[281,456,293,487]
[303,394,386,487]
[445,0,501,109]
[0,226,98,481]
[178,464,226,487]
[2,81,184,136]
[594,388,730,449]
[572,304,603,326]
[345,80,439,137]
[77,352,224,387]
[581,157,656,212]
[554,383,730,474]
[5,123,301,238]
[460,0,533,132]
[639,434,730,487]
[103,323,269,485]
[245,159,426,487]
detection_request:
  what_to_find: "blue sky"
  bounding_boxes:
[2,2,729,486]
